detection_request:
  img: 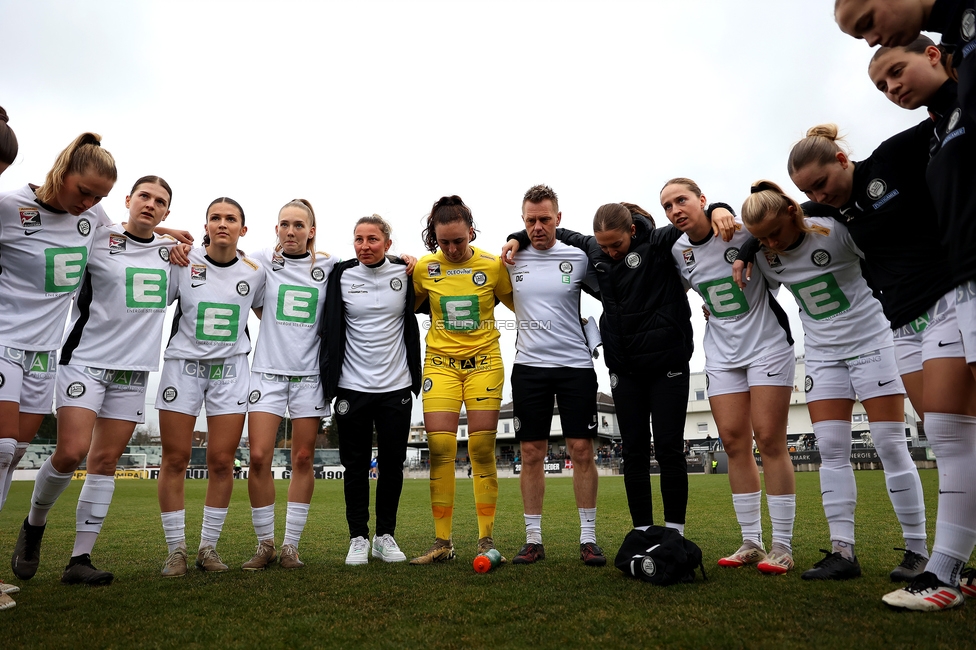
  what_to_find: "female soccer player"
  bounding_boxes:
[156,197,265,576]
[741,181,917,582]
[660,178,797,574]
[410,195,514,565]
[0,104,20,611]
[3,133,116,586]
[241,199,336,570]
[505,203,735,537]
[321,215,421,565]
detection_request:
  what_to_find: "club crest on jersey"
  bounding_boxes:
[272,253,285,271]
[811,249,831,267]
[724,247,739,264]
[336,399,350,415]
[162,386,178,402]
[390,277,403,291]
[77,218,91,237]
[610,373,619,389]
[428,263,441,278]
[804,376,813,393]
[158,247,170,262]
[559,261,573,274]
[962,9,975,41]
[866,179,887,200]
[248,390,261,404]
[423,378,433,393]
[66,381,86,398]
[237,281,250,296]
[19,208,41,228]
[625,252,641,269]
[682,248,696,266]
[764,251,782,268]
[948,108,962,133]
[191,264,207,284]
[472,271,487,286]
[311,267,325,281]
[108,233,127,254]
[514,416,521,432]
[0,372,4,389]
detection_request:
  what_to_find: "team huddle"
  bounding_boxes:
[2,0,976,615]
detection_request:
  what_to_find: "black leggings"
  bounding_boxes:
[611,365,689,527]
[336,387,412,539]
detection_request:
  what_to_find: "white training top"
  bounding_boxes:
[163,247,266,361]
[61,224,179,370]
[337,258,412,393]
[0,184,111,351]
[508,241,598,369]
[753,216,892,361]
[672,222,792,369]
[250,248,335,376]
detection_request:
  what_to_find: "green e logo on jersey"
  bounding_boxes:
[196,302,240,341]
[790,273,851,320]
[126,268,167,308]
[44,247,88,293]
[440,295,480,331]
[277,285,318,324]
[698,277,749,319]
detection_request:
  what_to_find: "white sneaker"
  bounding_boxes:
[345,536,370,565]
[372,534,407,563]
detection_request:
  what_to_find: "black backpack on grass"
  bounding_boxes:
[614,526,707,586]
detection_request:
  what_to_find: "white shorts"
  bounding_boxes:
[247,371,329,419]
[0,345,57,414]
[155,355,249,417]
[55,364,148,423]
[705,345,795,397]
[804,347,905,402]
[954,280,976,364]
[892,290,965,374]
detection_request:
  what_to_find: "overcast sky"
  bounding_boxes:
[0,1,927,433]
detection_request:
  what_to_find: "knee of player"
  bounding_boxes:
[291,448,313,470]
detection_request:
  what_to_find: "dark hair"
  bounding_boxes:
[202,196,246,247]
[0,106,18,166]
[422,195,478,253]
[522,184,559,212]
[870,34,955,79]
[130,175,173,207]
[36,132,117,205]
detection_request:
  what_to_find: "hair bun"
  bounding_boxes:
[805,124,839,141]
[0,106,8,124]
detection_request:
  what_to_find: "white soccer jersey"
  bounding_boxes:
[509,241,598,369]
[0,184,111,351]
[61,224,178,371]
[336,258,412,393]
[163,247,266,360]
[753,217,892,361]
[672,224,791,368]
[250,248,335,376]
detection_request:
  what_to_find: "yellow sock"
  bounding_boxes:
[468,430,498,539]
[427,432,457,540]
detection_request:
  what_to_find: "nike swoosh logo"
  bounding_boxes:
[821,490,833,496]
[137,410,144,416]
[401,398,410,404]
[667,371,683,378]
[109,250,123,255]
[476,397,489,401]
[889,488,910,493]
[773,269,784,274]
[766,372,781,377]
[237,400,246,405]
[878,380,896,387]
[486,386,497,391]
[939,490,966,494]
[938,340,957,347]
[587,423,597,430]
[24,229,42,236]
[272,267,283,272]
[192,282,206,288]
[85,520,100,525]
[315,405,326,410]
[434,278,444,282]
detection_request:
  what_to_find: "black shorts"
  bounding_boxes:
[511,365,598,442]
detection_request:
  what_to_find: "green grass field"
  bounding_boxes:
[1,470,974,649]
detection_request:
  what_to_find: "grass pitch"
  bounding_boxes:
[1,470,974,649]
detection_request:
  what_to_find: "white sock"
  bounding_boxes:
[767,493,796,554]
[927,552,967,586]
[524,514,542,544]
[200,506,228,549]
[871,420,928,550]
[635,525,650,532]
[251,504,275,543]
[925,413,976,579]
[28,457,74,526]
[161,509,186,552]
[283,502,310,548]
[813,420,857,552]
[72,474,116,557]
[1,442,28,510]
[579,507,597,545]
[0,438,15,512]
[732,491,763,547]
[664,522,685,536]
